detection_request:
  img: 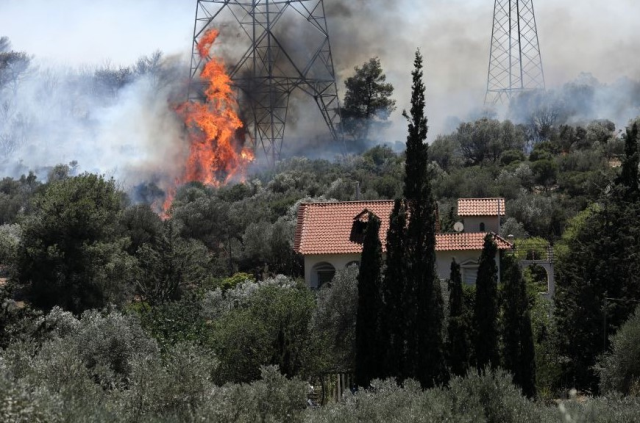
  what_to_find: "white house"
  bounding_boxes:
[294,198,512,288]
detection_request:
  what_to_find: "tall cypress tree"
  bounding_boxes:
[355,213,383,388]
[616,122,639,196]
[402,49,448,388]
[380,199,407,380]
[473,234,500,371]
[502,254,537,398]
[447,258,471,377]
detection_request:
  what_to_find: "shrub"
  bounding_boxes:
[123,342,218,420]
[221,272,254,291]
[311,267,359,371]
[204,276,316,383]
[501,149,526,166]
[597,305,640,395]
[196,366,308,423]
[134,295,208,350]
[305,370,543,423]
[17,174,136,313]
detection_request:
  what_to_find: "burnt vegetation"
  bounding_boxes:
[2,40,640,421]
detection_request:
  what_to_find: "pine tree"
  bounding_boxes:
[355,213,383,388]
[341,57,397,143]
[473,234,500,371]
[380,199,407,380]
[502,254,537,398]
[447,258,471,377]
[402,49,448,388]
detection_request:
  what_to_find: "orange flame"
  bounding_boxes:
[162,29,254,216]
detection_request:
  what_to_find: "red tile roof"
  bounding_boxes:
[295,201,394,255]
[294,201,512,255]
[457,198,506,216]
[436,232,512,251]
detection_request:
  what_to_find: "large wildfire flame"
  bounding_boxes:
[162,29,254,214]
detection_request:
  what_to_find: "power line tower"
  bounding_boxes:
[485,0,545,106]
[189,0,342,162]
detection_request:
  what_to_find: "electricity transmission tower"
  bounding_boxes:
[189,0,342,161]
[485,0,545,105]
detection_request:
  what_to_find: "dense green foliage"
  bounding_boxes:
[0,306,308,422]
[17,174,135,313]
[203,276,317,383]
[3,37,640,419]
[554,122,640,393]
[311,267,358,371]
[0,113,636,411]
[597,305,640,395]
[1,314,638,423]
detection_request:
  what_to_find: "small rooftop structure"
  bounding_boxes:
[457,198,506,217]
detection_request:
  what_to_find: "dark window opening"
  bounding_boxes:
[313,262,336,288]
[318,270,336,287]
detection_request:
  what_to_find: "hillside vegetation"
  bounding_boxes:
[3,41,640,420]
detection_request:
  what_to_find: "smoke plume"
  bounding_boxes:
[0,50,189,195]
[2,0,640,181]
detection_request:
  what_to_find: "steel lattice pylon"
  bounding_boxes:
[485,0,545,105]
[189,0,342,162]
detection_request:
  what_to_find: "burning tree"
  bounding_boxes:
[164,29,254,214]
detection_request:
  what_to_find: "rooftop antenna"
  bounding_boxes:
[453,221,465,233]
[485,0,545,105]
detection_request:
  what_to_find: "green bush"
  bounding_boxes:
[204,276,316,383]
[133,295,209,350]
[221,272,254,291]
[597,305,640,395]
[17,174,136,313]
[311,267,359,371]
[122,342,218,420]
[501,149,526,166]
[196,366,308,423]
[305,370,543,423]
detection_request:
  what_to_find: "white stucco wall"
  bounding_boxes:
[304,250,502,287]
[462,216,500,233]
[436,251,481,281]
[305,253,362,288]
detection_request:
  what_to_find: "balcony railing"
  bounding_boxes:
[507,241,554,263]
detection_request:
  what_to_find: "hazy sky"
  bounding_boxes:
[2,0,639,138]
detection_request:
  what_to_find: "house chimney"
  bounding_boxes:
[355,182,361,200]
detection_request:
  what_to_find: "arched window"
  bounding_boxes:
[479,222,486,232]
[312,262,336,289]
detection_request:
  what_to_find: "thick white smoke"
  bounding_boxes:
[2,0,640,177]
[0,53,189,193]
[325,0,640,140]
